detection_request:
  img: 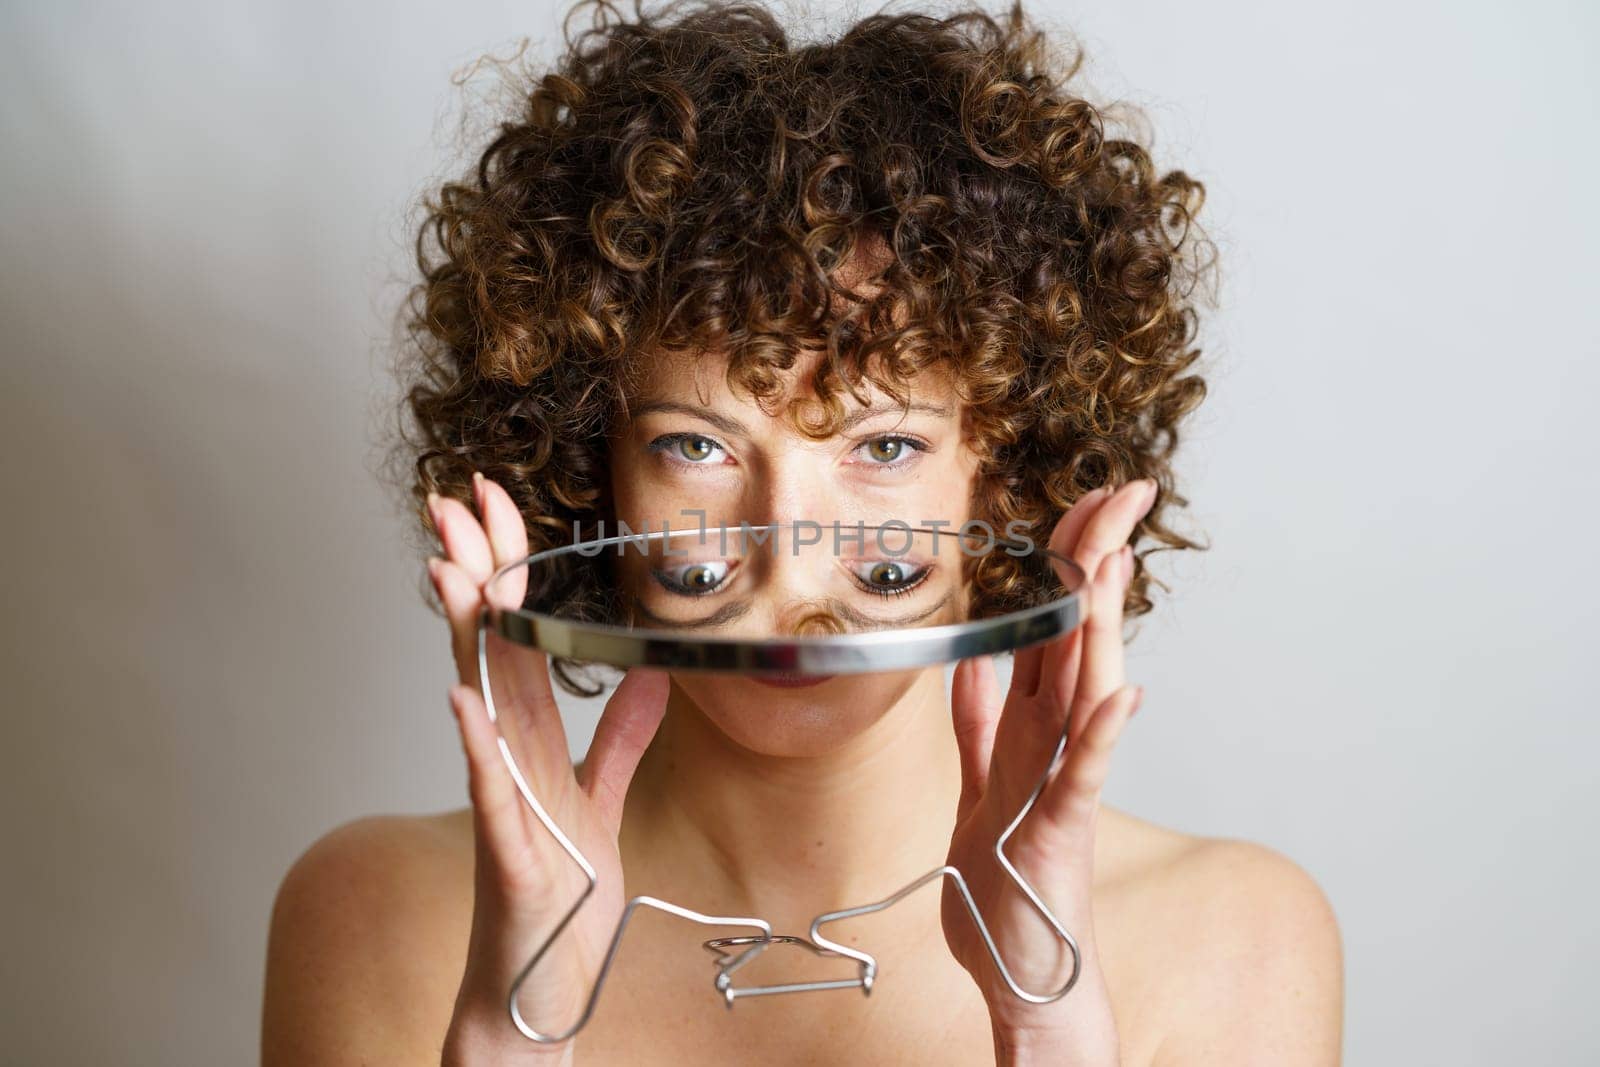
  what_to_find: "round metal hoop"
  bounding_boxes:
[471,521,1094,1042]
[482,522,1087,675]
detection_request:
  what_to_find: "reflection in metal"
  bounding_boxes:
[473,523,1089,1043]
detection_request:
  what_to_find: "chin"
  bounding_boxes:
[669,669,932,758]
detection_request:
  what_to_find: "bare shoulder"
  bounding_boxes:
[262,810,474,1066]
[1097,806,1344,1066]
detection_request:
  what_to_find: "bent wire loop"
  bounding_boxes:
[703,934,868,1003]
[472,525,1088,1043]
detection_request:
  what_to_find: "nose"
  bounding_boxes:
[759,541,851,637]
[722,449,851,636]
[782,601,849,637]
[741,449,838,528]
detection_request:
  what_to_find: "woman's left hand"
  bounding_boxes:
[942,477,1157,1066]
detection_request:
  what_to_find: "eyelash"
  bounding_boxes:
[645,433,931,468]
[849,435,930,469]
[653,559,929,599]
[654,560,733,597]
[847,560,931,598]
[646,433,730,467]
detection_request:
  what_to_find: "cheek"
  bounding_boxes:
[610,455,740,528]
[892,456,981,527]
[609,453,663,520]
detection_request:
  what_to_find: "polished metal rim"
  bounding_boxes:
[482,522,1089,675]
[472,520,1097,1041]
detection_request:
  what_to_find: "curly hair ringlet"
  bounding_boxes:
[379,0,1220,696]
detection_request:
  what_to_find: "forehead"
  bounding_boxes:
[626,346,961,414]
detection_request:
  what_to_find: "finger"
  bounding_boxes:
[430,554,488,692]
[1040,480,1148,697]
[427,478,523,683]
[1068,478,1154,581]
[577,668,673,831]
[434,555,570,784]
[1043,481,1119,617]
[1017,483,1120,710]
[430,490,496,586]
[1011,485,1116,700]
[1051,479,1150,726]
[1060,542,1134,751]
[1037,683,1143,830]
[1046,544,1125,742]
[1047,483,1117,561]
[1010,643,1045,699]
[951,655,1003,819]
[986,628,1081,811]
[483,627,573,785]
[475,472,531,610]
[471,474,574,763]
[451,683,546,896]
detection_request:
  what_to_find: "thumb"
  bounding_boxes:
[577,668,672,831]
[951,655,1002,820]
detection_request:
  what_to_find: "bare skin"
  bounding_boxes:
[265,803,1343,1065]
[263,350,1343,1064]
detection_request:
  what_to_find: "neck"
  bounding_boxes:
[620,669,962,932]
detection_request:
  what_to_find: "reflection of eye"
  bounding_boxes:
[648,433,727,466]
[654,560,732,596]
[849,559,930,597]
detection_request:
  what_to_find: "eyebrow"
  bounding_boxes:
[829,590,955,631]
[837,403,951,433]
[626,400,952,437]
[628,401,748,438]
[631,594,754,631]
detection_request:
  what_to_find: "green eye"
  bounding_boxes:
[865,438,905,463]
[869,561,908,586]
[683,563,721,588]
[656,560,731,596]
[853,559,926,593]
[679,436,716,461]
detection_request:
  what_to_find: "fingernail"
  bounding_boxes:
[1132,685,1145,714]
[426,490,442,527]
[1120,544,1133,585]
[472,471,485,511]
[1141,478,1158,506]
[426,556,442,590]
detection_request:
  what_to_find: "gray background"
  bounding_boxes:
[3,0,1595,1063]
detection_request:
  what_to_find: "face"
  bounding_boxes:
[607,347,983,756]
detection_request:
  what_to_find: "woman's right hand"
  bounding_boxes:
[427,472,671,1065]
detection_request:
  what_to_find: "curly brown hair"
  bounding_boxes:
[381,0,1218,691]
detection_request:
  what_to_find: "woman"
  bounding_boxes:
[262,1,1343,1062]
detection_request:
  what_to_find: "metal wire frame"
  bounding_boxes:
[471,523,1089,1043]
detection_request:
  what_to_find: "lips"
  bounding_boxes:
[750,672,835,688]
